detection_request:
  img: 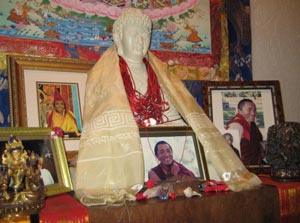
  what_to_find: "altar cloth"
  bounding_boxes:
[40,193,89,223]
[259,174,300,223]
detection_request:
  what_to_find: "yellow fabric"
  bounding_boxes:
[75,46,261,206]
[75,46,144,206]
[218,10,230,80]
[148,52,261,192]
[49,110,80,136]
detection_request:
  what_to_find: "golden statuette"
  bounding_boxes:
[0,135,46,218]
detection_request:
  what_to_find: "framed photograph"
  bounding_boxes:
[7,55,94,130]
[7,55,95,150]
[202,80,284,170]
[36,82,82,137]
[0,127,73,196]
[139,127,209,182]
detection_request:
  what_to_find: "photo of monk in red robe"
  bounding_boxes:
[226,98,266,165]
[47,89,81,137]
[148,140,195,181]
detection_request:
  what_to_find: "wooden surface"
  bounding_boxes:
[88,185,280,223]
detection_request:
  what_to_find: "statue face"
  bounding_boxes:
[120,23,151,61]
[11,149,22,161]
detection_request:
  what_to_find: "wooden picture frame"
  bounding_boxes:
[202,80,284,171]
[7,55,95,151]
[7,55,94,128]
[139,126,209,182]
[0,127,73,196]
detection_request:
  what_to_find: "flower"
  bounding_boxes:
[146,179,157,189]
[52,127,64,137]
[169,192,176,199]
[201,180,229,193]
[136,192,148,201]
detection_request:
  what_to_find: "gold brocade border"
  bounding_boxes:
[0,216,30,223]
[279,187,300,217]
[260,174,300,219]
[0,52,27,70]
[0,53,7,70]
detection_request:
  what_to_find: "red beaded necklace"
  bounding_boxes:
[119,56,170,127]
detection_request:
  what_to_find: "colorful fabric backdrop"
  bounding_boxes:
[0,0,224,68]
[0,0,252,128]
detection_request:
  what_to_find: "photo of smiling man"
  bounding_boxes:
[226,98,265,165]
[148,141,195,182]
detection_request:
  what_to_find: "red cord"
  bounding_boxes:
[119,56,169,127]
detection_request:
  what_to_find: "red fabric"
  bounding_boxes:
[40,194,89,223]
[54,89,64,102]
[226,113,251,140]
[259,175,300,222]
[0,36,101,61]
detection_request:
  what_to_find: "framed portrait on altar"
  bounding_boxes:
[0,127,72,196]
[202,80,284,140]
[36,81,82,138]
[7,55,95,150]
[139,127,209,182]
[201,80,284,172]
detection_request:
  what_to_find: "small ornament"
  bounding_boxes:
[169,192,176,199]
[0,135,46,218]
[183,187,202,198]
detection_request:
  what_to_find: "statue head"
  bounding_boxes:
[6,135,24,155]
[113,8,152,61]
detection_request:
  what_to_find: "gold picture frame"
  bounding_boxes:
[0,127,73,196]
[139,126,209,182]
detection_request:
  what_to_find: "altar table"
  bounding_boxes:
[88,185,279,223]
[37,185,281,223]
[4,178,298,222]
[0,184,278,223]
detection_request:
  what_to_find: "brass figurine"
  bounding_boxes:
[0,135,46,218]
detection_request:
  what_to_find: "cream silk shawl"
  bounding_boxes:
[75,46,261,206]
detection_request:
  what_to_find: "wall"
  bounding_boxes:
[250,0,300,122]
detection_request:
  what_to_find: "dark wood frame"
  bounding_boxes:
[201,80,284,172]
[7,54,95,128]
[202,80,284,124]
